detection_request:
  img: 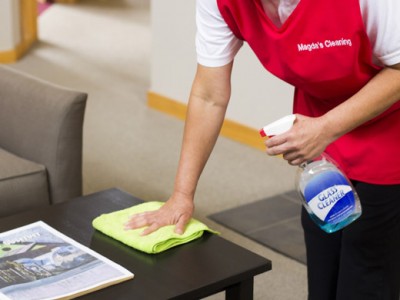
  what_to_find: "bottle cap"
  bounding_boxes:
[259,114,296,137]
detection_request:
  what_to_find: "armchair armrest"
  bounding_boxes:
[0,66,87,204]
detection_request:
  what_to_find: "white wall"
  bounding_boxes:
[0,0,20,51]
[150,0,294,129]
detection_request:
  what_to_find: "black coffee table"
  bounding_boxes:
[0,188,271,299]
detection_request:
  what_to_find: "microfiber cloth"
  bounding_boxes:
[92,201,218,254]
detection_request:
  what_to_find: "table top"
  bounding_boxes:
[0,188,271,300]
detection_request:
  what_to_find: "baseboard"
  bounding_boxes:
[0,47,21,63]
[147,91,265,151]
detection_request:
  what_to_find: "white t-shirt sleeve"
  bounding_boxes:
[196,0,400,67]
[360,0,400,66]
[196,0,243,67]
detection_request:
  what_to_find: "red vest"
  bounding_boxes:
[217,0,400,184]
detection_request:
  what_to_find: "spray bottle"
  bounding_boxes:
[259,115,362,233]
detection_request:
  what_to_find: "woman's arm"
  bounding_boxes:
[124,62,233,235]
[266,63,400,165]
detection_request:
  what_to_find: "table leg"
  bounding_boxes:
[225,278,254,300]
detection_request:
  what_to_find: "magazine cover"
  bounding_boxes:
[0,221,133,300]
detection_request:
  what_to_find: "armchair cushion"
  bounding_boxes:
[0,148,49,217]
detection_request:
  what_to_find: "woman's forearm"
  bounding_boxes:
[266,63,400,165]
[172,63,233,199]
[322,63,400,140]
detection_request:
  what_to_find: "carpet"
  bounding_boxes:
[209,190,307,264]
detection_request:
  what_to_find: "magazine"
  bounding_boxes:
[0,221,133,300]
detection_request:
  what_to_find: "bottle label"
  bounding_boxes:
[304,170,356,224]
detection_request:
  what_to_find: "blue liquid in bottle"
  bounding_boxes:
[296,154,362,233]
[260,114,362,233]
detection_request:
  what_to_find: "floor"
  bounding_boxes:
[7,0,307,299]
[210,190,307,265]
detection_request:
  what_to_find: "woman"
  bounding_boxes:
[125,1,400,299]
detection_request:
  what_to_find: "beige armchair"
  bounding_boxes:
[0,66,87,217]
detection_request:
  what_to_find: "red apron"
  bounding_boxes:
[217,0,400,184]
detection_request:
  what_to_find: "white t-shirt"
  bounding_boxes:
[196,0,400,67]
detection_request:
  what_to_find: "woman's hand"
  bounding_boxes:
[265,114,334,165]
[124,194,194,236]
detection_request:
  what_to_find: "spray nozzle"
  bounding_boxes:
[259,114,296,138]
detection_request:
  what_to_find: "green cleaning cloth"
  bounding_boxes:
[92,201,218,254]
